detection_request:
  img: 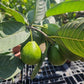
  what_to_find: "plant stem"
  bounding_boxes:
[27,26,54,43]
[12,77,14,83]
[31,26,48,38]
[30,29,33,41]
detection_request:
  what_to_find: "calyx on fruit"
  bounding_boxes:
[48,44,66,66]
[21,41,41,65]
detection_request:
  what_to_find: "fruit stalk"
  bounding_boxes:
[30,29,33,41]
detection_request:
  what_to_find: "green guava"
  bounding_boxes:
[48,44,66,66]
[21,41,41,65]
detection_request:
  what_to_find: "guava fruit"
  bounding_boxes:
[21,41,41,65]
[42,24,60,36]
[48,44,66,66]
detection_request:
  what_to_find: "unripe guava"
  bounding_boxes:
[21,41,41,65]
[48,44,66,66]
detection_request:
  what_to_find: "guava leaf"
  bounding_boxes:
[50,18,84,57]
[26,10,34,24]
[0,55,24,82]
[0,21,30,53]
[0,12,5,22]
[26,0,49,24]
[46,0,50,10]
[59,45,81,61]
[0,2,27,24]
[46,1,84,17]
[34,0,46,23]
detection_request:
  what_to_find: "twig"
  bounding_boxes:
[26,26,54,44]
[27,26,48,38]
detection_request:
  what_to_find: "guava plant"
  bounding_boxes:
[0,0,84,82]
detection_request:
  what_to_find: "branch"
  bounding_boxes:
[27,26,48,38]
[27,26,54,44]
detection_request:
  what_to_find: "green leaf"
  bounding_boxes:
[0,21,30,53]
[26,10,34,24]
[26,0,50,24]
[34,0,47,23]
[46,1,84,17]
[49,31,81,61]
[46,0,50,10]
[65,0,84,1]
[0,55,24,82]
[50,18,84,57]
[0,12,5,22]
[0,2,27,24]
[59,45,81,61]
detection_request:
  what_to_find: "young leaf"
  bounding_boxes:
[0,2,27,24]
[0,55,24,82]
[26,0,50,24]
[0,21,30,53]
[34,0,47,23]
[46,1,84,17]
